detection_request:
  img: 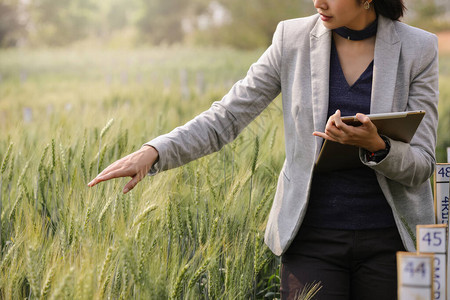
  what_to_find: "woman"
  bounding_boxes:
[89,0,439,298]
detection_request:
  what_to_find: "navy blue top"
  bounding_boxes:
[303,40,396,230]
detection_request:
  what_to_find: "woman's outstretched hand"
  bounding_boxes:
[312,110,386,152]
[88,145,159,194]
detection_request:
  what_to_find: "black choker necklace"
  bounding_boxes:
[333,18,378,41]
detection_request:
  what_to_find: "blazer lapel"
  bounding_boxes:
[371,16,401,114]
[310,19,332,155]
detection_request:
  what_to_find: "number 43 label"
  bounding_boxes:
[417,225,447,253]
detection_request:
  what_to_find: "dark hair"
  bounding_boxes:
[373,0,406,20]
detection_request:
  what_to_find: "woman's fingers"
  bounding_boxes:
[89,168,132,186]
[324,110,338,129]
[313,111,384,150]
[312,131,338,142]
[87,160,128,187]
[313,110,343,141]
[89,156,129,182]
[332,110,343,129]
[88,145,159,190]
[123,172,145,194]
[314,111,373,145]
[356,113,376,131]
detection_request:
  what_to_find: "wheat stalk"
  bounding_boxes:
[50,139,56,174]
[170,263,189,299]
[98,197,113,224]
[0,242,16,271]
[80,138,87,181]
[97,118,114,173]
[27,246,41,298]
[131,204,157,228]
[269,126,278,150]
[100,273,112,299]
[40,266,56,299]
[83,205,92,232]
[1,143,13,248]
[100,118,114,139]
[254,184,276,221]
[1,142,13,175]
[8,189,23,221]
[50,267,74,300]
[59,143,67,173]
[112,269,122,298]
[249,136,259,208]
[16,160,30,189]
[98,247,114,285]
[295,282,322,300]
[186,207,194,240]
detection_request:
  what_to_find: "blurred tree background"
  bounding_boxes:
[1,0,313,48]
[1,0,449,48]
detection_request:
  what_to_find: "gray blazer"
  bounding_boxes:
[146,14,439,256]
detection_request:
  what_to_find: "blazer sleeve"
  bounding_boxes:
[145,22,284,174]
[360,33,439,187]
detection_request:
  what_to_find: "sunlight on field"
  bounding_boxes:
[0,47,286,299]
[0,46,449,298]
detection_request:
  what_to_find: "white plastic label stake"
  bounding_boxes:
[397,252,433,300]
[435,164,450,224]
[400,257,433,286]
[399,286,432,300]
[433,254,446,300]
[416,224,447,300]
[417,225,447,254]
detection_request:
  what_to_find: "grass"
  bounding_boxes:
[0,47,285,299]
[0,46,449,299]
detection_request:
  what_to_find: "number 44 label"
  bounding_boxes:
[398,253,433,286]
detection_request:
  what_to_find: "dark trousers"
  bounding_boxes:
[280,226,405,300]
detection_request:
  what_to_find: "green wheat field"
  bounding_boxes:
[0,47,449,299]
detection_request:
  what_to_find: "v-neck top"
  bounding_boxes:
[327,40,373,116]
[303,39,396,230]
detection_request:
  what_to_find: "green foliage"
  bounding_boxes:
[1,0,449,49]
[135,0,194,45]
[28,0,98,46]
[0,0,25,47]
[0,47,284,299]
[190,0,314,49]
[0,46,448,299]
[406,0,450,32]
[0,0,316,48]
[436,53,450,162]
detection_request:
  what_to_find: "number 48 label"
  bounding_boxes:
[437,166,450,179]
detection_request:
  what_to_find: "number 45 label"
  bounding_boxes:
[417,225,447,253]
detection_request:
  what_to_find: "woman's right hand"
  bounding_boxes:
[88,145,159,194]
[313,110,386,152]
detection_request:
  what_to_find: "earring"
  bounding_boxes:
[364,1,370,9]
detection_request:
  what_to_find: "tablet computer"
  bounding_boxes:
[314,110,425,173]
